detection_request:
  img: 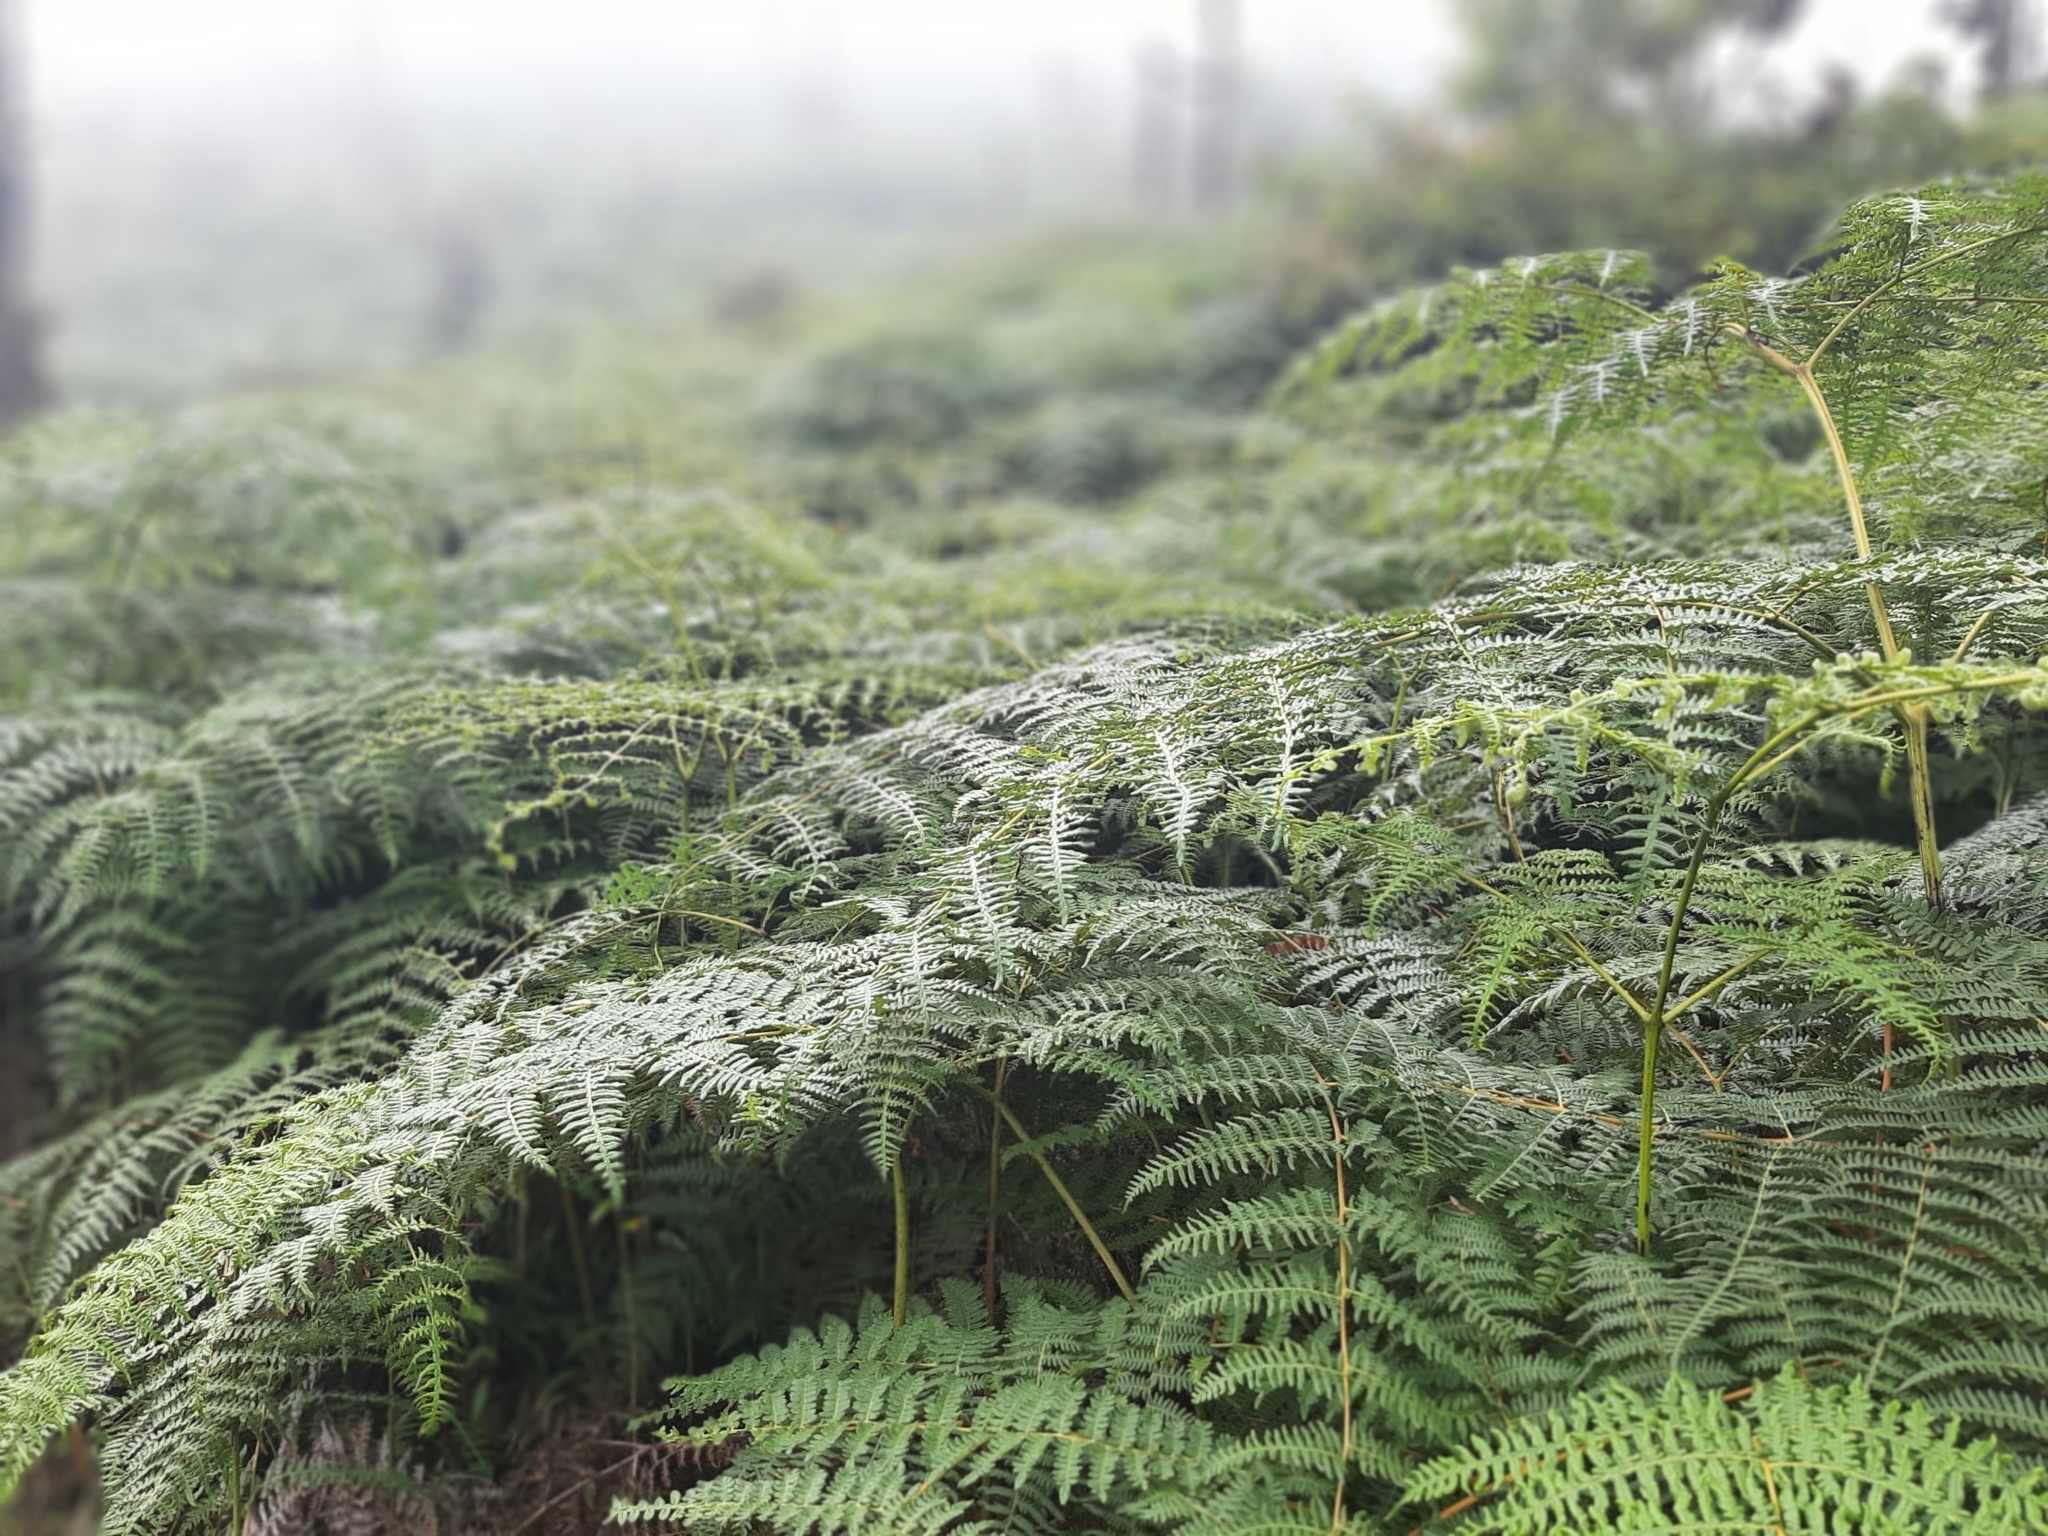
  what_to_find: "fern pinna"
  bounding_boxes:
[2,177,2048,1534]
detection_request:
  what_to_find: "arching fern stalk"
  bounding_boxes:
[1294,176,2048,1249]
[1378,648,2048,1250]
[1292,173,2048,909]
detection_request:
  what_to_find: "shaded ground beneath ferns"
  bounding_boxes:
[1,1406,731,1536]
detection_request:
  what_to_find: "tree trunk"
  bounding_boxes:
[0,0,47,433]
[1132,40,1183,213]
[1943,0,2039,100]
[1191,0,1241,212]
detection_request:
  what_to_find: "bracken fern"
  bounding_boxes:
[3,175,2048,1534]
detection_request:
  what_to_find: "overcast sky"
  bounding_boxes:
[25,0,1968,121]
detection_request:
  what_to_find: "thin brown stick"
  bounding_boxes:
[557,1178,599,1350]
[509,1452,643,1535]
[1321,1091,1355,1536]
[892,1154,911,1331]
[1949,607,1997,663]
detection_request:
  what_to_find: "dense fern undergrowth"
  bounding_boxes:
[6,176,2048,1533]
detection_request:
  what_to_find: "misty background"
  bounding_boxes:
[15,1,1995,402]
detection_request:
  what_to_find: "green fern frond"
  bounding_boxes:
[1407,1368,2048,1534]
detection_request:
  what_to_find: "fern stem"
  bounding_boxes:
[1639,779,1736,1250]
[1321,1093,1354,1536]
[973,1087,1134,1300]
[1899,706,1943,910]
[1628,643,2041,1234]
[1780,356,1944,909]
[1661,1021,1723,1092]
[1802,221,2048,367]
[1801,364,1945,905]
[1864,1147,1937,1382]
[1949,607,1997,663]
[1787,364,1891,627]
[1633,1027,1666,1252]
[557,1177,600,1351]
[892,1153,910,1332]
[984,1059,1007,1321]
[616,1209,640,1408]
[1637,705,1838,1245]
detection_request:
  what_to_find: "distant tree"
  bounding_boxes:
[1190,0,1240,211]
[1290,0,2048,288]
[0,0,44,1160]
[1452,0,1804,131]
[424,223,491,354]
[1940,0,2040,99]
[1132,38,1184,212]
[0,0,48,433]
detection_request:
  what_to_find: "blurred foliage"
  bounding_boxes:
[6,12,2048,1533]
[1290,0,2048,286]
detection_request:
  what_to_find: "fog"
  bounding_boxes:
[17,1,1978,399]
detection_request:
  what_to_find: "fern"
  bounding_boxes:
[6,174,2048,1533]
[1406,1368,2048,1534]
[617,1281,1216,1535]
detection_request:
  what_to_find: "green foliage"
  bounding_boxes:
[7,171,2048,1535]
[618,1281,1216,1535]
[1293,1,2048,289]
[1294,176,2048,548]
[1409,1368,2048,1533]
[768,330,1036,451]
[1451,0,1803,126]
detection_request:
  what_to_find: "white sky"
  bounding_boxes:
[24,0,1967,118]
[23,3,1442,104]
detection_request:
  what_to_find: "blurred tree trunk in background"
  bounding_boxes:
[0,0,48,434]
[0,913,47,1165]
[425,223,491,354]
[1132,39,1184,214]
[1191,0,1240,211]
[1942,0,2040,99]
